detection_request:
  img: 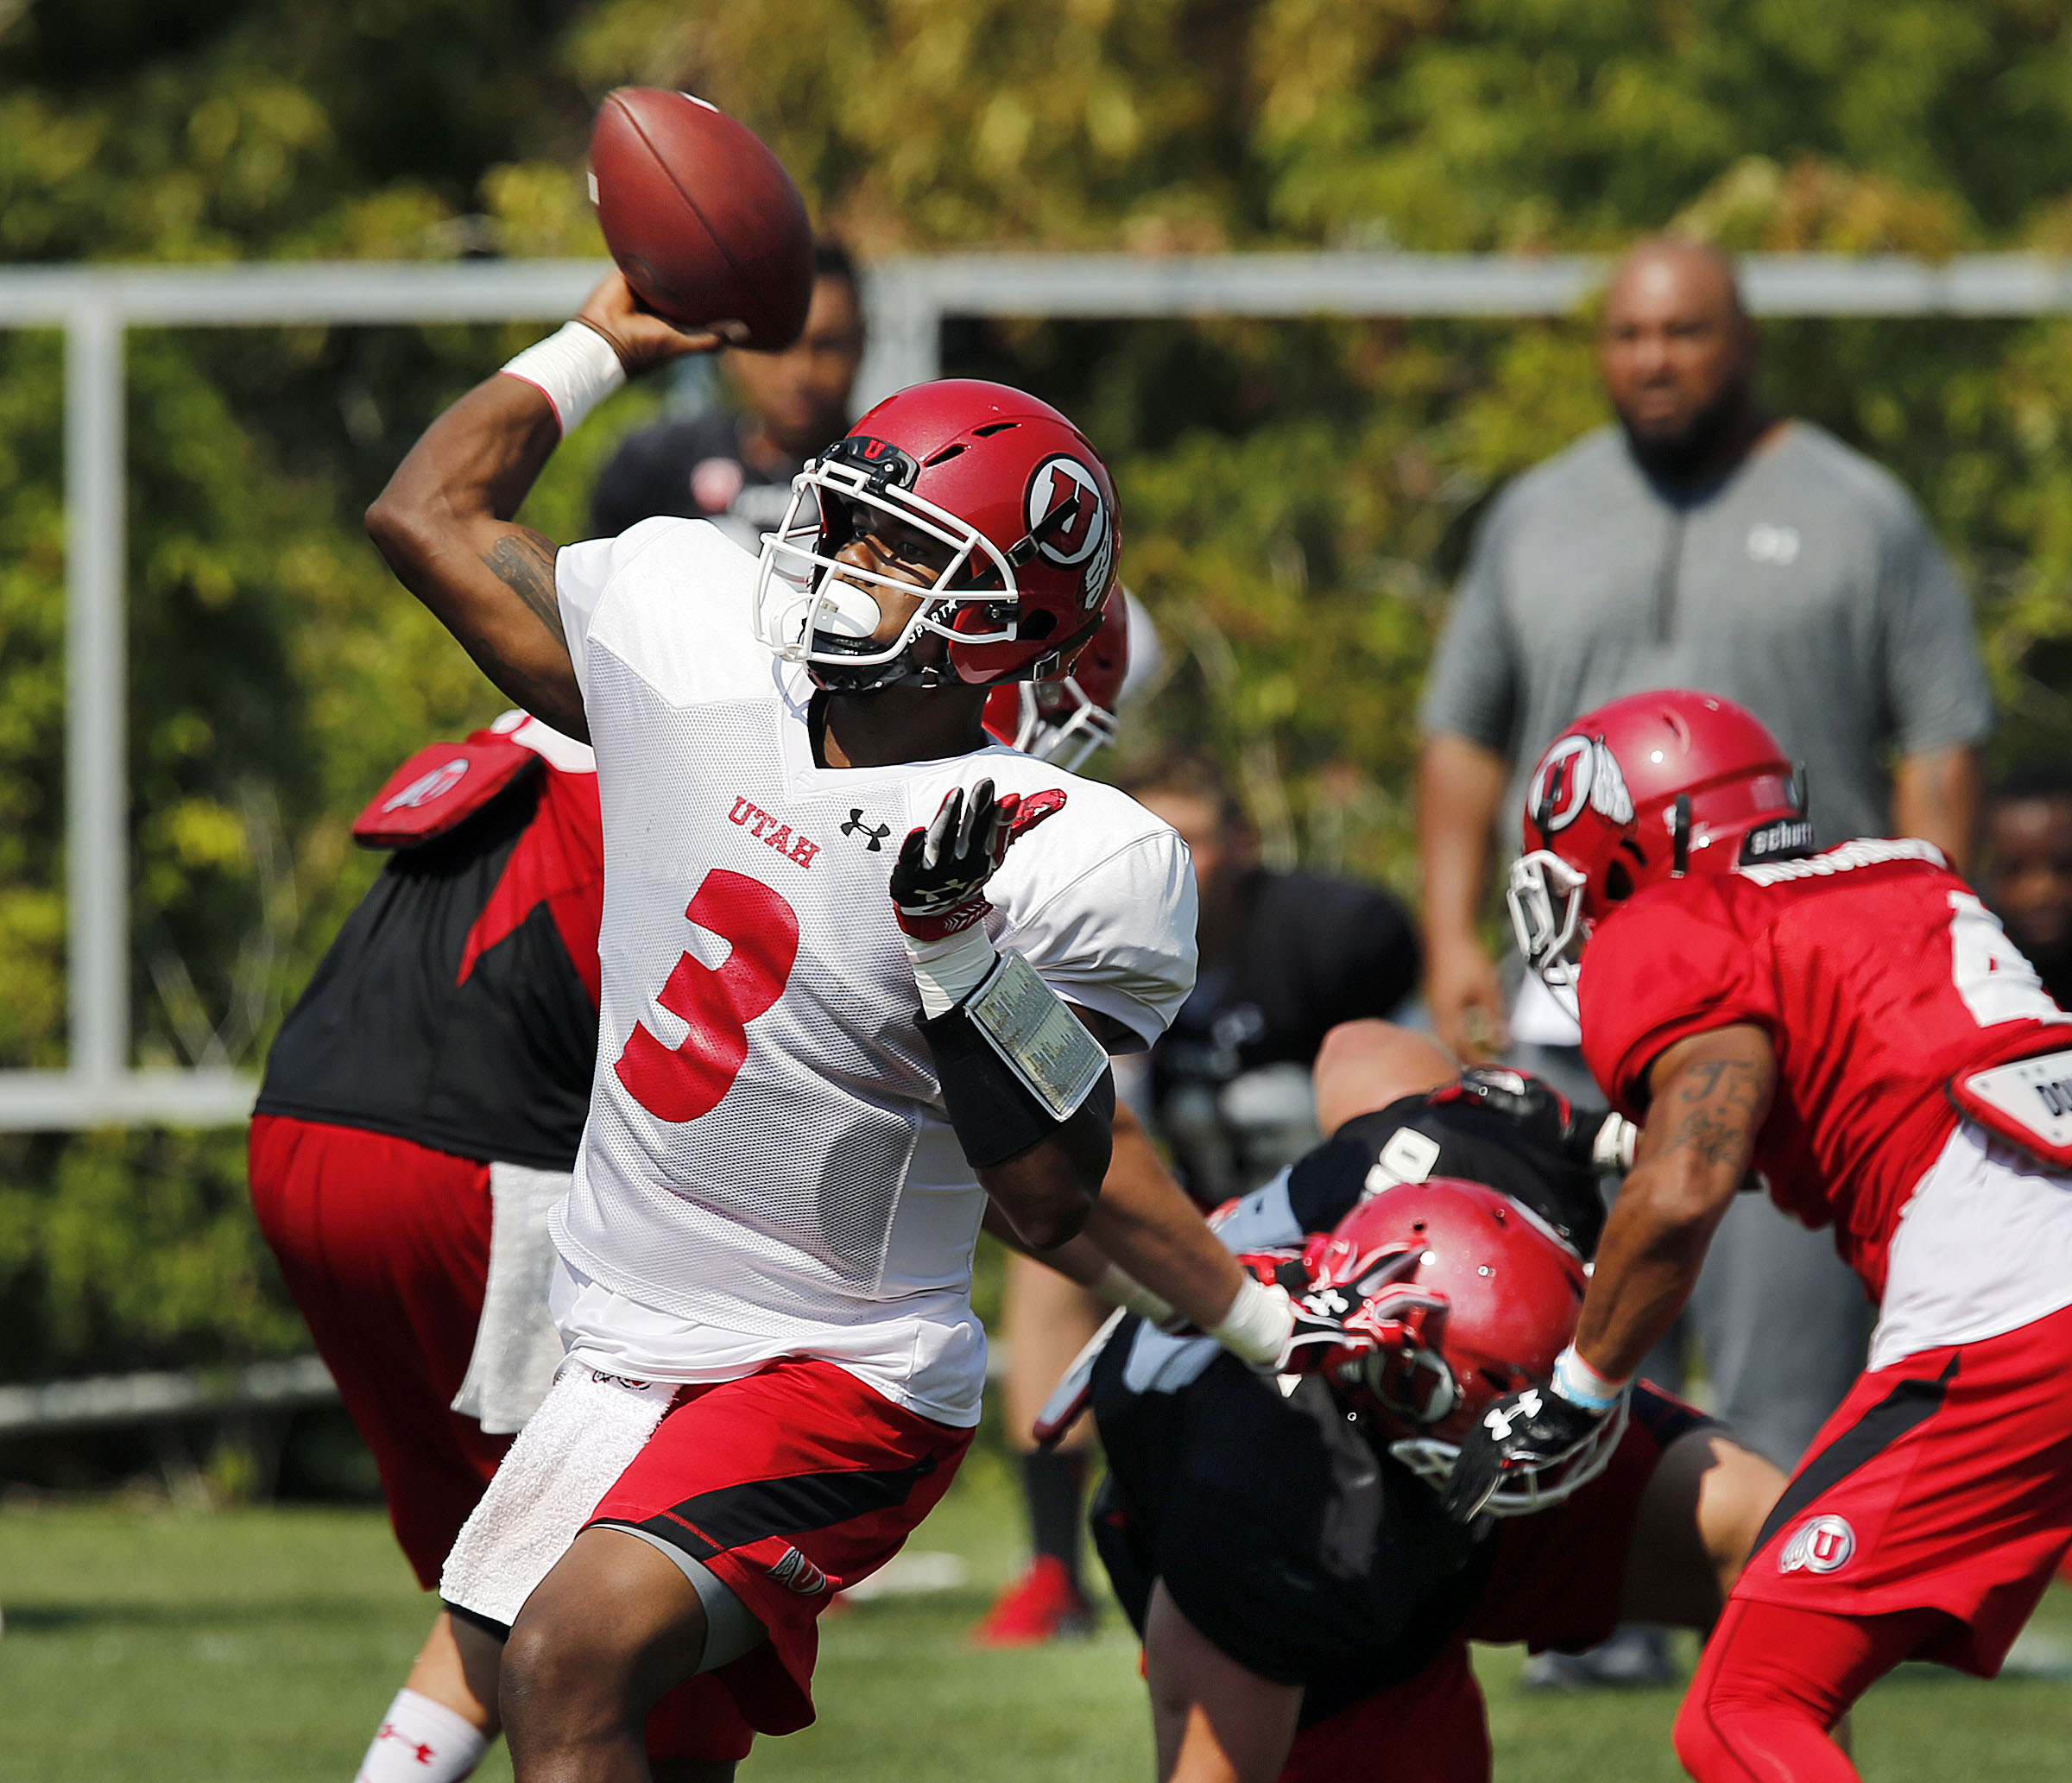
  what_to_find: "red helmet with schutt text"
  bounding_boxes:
[1507,689,1807,1011]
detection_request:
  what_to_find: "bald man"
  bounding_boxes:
[1412,239,1991,1653]
[1421,239,1987,1071]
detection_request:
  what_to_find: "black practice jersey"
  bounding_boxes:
[1095,1344,1485,1723]
[256,764,603,1171]
[1279,1087,1608,1261]
[1091,1082,1616,1722]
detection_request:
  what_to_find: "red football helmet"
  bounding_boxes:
[754,378,1119,692]
[982,585,1134,768]
[1507,690,1808,1012]
[1300,1178,1621,1516]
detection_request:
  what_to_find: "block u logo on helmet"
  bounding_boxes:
[1526,734,1634,838]
[1025,456,1108,568]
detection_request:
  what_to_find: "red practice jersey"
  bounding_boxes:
[1578,839,2072,1299]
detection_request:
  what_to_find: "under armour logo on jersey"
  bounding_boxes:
[373,1723,438,1765]
[842,809,892,850]
[1747,522,1801,566]
[1302,1286,1351,1319]
[1482,1388,1543,1441]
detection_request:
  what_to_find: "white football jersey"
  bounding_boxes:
[549,518,1197,1426]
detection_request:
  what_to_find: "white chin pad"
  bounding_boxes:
[815,577,884,640]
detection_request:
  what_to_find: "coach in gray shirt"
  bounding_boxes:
[1418,240,1991,1477]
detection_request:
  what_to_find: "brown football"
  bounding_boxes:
[589,87,814,351]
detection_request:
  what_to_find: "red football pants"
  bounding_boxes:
[249,1114,510,1587]
[1279,1641,1491,1783]
[1674,1599,1950,1782]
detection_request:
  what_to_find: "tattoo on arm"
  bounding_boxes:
[1658,1056,1766,1168]
[480,531,565,647]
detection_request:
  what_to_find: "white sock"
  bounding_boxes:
[353,1689,490,1783]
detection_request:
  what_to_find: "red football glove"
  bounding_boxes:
[1229,1249,1388,1375]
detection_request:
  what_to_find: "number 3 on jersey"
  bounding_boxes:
[616,870,800,1122]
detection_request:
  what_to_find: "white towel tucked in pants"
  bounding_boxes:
[450,1162,570,1435]
[441,1361,675,1628]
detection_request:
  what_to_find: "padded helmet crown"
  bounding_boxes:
[1507,690,1806,1012]
[1303,1179,1621,1516]
[754,378,1119,692]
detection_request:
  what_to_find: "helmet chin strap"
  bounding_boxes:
[1671,794,1692,877]
[810,645,935,694]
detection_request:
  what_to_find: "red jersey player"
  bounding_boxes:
[1443,688,2072,1783]
[250,709,602,1783]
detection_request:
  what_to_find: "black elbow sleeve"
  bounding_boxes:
[919,1002,1114,1172]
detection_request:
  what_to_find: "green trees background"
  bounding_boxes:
[6,0,2072,1377]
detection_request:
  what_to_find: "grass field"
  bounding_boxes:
[3,1451,2070,1780]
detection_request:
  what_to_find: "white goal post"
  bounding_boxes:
[6,248,2071,1130]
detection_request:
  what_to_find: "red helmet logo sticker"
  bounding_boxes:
[1526,735,1634,835]
[1025,456,1108,570]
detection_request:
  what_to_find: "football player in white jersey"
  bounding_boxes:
[362,274,1336,1783]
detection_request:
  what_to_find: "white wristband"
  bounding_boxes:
[1551,1344,1628,1412]
[1208,1276,1296,1368]
[500,320,626,436]
[1091,1263,1176,1329]
[905,926,998,1021]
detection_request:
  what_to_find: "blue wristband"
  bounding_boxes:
[1551,1344,1627,1413]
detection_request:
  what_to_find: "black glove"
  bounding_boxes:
[1440,1382,1612,1524]
[888,779,1064,944]
[1253,1254,1429,1377]
[1276,1275,1369,1374]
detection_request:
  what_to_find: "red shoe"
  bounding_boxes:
[970,1555,1096,1647]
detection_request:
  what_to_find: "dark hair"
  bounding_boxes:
[1991,762,2072,806]
[1119,751,1248,831]
[812,238,859,297]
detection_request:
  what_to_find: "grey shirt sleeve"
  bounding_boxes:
[1418,496,1518,751]
[1876,499,1993,757]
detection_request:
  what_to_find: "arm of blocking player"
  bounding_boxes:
[1572,1023,1775,1383]
[364,272,723,740]
[1441,1025,1773,1524]
[1076,1100,1249,1330]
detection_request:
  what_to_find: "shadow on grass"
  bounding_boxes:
[1,1597,407,1633]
